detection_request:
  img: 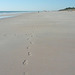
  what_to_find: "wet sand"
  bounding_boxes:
[0,11,75,75]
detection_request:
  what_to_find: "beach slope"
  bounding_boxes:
[0,11,75,75]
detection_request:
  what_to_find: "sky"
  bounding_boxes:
[0,0,75,11]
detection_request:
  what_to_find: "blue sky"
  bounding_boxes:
[0,0,75,11]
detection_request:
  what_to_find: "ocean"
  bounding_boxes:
[0,11,34,19]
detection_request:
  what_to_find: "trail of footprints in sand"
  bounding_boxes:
[0,33,33,75]
[22,33,33,75]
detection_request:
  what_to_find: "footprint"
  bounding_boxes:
[3,34,7,37]
[22,60,28,65]
[30,42,32,44]
[28,52,32,56]
[27,38,29,40]
[27,47,29,49]
[23,72,28,75]
[23,72,25,75]
[31,35,33,37]
[14,34,16,36]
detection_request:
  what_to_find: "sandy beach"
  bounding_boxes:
[0,11,75,75]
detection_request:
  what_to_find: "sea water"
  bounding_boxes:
[0,11,34,19]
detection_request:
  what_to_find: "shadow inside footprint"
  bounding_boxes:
[3,34,7,37]
[27,47,29,49]
[30,42,32,44]
[23,72,25,75]
[23,72,28,75]
[22,60,28,65]
[31,35,33,37]
[14,34,16,36]
[27,38,29,40]
[28,52,32,56]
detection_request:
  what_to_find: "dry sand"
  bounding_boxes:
[0,11,75,75]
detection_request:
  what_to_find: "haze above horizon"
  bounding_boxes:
[0,0,75,11]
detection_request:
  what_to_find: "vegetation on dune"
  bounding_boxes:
[59,7,75,11]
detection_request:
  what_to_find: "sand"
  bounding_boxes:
[0,11,75,75]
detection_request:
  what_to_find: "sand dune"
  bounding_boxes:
[0,11,75,75]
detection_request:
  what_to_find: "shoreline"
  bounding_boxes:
[0,11,37,19]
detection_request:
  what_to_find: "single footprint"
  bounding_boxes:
[14,34,16,36]
[23,72,28,75]
[30,42,32,44]
[27,38,29,40]
[22,60,28,65]
[23,72,25,75]
[3,34,7,37]
[27,47,29,49]
[28,52,32,56]
[31,35,33,37]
